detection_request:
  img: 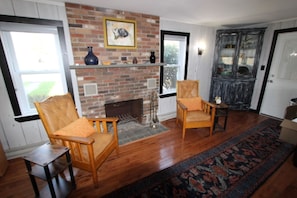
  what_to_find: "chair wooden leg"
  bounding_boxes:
[209,126,213,136]
[92,169,99,187]
[182,127,186,139]
[115,146,120,155]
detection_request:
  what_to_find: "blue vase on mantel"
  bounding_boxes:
[84,46,98,65]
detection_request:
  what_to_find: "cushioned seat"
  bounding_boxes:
[186,111,211,122]
[91,133,114,158]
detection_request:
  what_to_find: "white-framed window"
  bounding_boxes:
[160,31,190,97]
[0,19,71,120]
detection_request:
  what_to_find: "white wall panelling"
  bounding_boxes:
[12,0,39,18]
[0,0,73,159]
[0,0,14,15]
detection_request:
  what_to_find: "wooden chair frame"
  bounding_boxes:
[34,93,119,186]
[176,80,216,139]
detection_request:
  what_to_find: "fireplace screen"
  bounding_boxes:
[105,98,143,123]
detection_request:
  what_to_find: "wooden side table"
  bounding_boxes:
[23,143,76,197]
[213,103,229,132]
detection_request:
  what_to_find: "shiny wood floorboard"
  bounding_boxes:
[0,111,296,197]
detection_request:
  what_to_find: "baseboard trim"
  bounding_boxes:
[158,111,176,122]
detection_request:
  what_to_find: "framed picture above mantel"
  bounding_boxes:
[103,17,137,49]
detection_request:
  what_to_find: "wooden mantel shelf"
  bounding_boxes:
[69,63,165,69]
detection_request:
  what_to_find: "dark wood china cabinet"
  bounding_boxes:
[210,28,265,110]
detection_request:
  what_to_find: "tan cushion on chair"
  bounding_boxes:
[54,117,96,137]
[186,111,211,122]
[178,97,202,111]
[76,132,114,163]
[69,132,114,163]
[89,133,114,159]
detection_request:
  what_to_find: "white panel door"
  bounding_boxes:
[260,31,297,119]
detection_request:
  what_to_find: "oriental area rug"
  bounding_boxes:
[105,118,294,197]
[117,121,169,145]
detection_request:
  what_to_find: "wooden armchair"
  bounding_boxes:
[176,80,216,139]
[34,93,119,186]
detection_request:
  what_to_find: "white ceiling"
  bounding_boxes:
[52,0,297,27]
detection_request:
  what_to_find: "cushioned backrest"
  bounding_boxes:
[35,93,79,135]
[177,80,199,99]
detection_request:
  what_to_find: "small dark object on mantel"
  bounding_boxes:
[84,46,98,65]
[150,51,156,63]
[133,57,138,64]
[121,56,128,64]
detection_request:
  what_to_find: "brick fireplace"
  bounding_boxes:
[66,3,161,124]
[65,3,160,65]
[70,64,160,124]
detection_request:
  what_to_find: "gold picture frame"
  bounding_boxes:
[103,17,137,49]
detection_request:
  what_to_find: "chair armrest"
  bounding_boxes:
[178,99,216,110]
[177,100,188,110]
[201,100,216,117]
[202,100,216,108]
[49,134,97,166]
[87,117,119,144]
[48,134,95,145]
[87,117,119,122]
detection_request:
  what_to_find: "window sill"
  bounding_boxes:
[159,93,176,98]
[15,114,39,122]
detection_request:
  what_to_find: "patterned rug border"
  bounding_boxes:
[105,118,294,197]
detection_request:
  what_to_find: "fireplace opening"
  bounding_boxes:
[105,98,143,123]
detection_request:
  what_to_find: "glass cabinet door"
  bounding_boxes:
[217,32,238,77]
[237,32,260,77]
[211,28,265,110]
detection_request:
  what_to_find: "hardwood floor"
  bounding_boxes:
[0,111,297,197]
